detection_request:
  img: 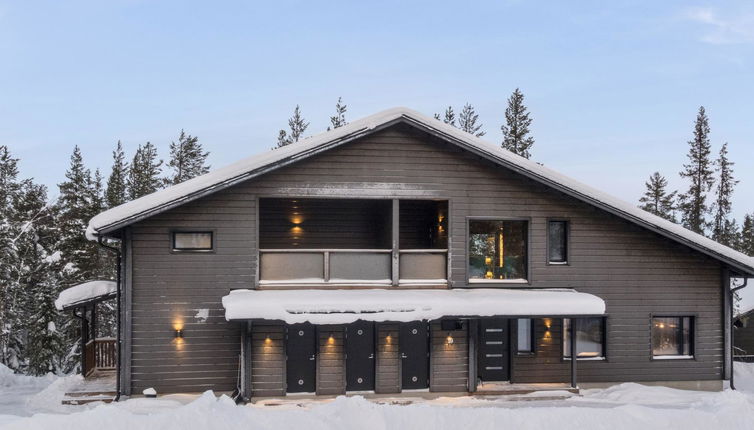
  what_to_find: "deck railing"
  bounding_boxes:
[84,338,117,375]
[259,249,447,287]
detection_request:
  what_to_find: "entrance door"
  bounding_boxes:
[478,318,510,382]
[286,323,317,393]
[400,321,429,389]
[346,320,375,391]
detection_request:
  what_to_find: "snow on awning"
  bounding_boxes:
[55,280,117,311]
[222,288,606,324]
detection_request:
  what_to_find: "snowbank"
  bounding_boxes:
[222,288,606,324]
[55,280,116,310]
[5,385,754,430]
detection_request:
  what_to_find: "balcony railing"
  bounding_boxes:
[258,249,447,287]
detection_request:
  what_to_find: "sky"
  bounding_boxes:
[0,0,752,220]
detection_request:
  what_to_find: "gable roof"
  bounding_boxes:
[87,107,754,276]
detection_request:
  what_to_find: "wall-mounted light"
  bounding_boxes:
[328,333,335,345]
[265,335,272,344]
[446,334,454,345]
[386,333,392,344]
[175,329,184,339]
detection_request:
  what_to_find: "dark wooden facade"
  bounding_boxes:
[120,124,729,396]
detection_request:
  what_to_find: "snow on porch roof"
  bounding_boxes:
[86,107,754,275]
[55,280,117,311]
[221,288,606,324]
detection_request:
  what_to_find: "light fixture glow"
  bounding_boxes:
[446,333,454,345]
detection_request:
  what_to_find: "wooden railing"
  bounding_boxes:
[84,338,117,375]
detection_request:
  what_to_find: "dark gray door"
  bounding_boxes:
[346,320,375,391]
[400,321,429,389]
[286,323,316,393]
[478,318,510,382]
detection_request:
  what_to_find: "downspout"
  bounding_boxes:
[97,235,122,401]
[730,275,749,390]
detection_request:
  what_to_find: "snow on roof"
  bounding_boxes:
[86,107,754,275]
[221,288,606,324]
[55,280,117,311]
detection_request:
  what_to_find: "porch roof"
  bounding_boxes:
[221,288,606,324]
[55,280,117,311]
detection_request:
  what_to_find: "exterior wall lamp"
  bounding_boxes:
[175,329,184,338]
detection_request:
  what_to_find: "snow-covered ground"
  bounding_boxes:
[3,362,754,430]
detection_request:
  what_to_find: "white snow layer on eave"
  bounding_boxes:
[221,288,606,324]
[55,280,116,310]
[85,107,754,274]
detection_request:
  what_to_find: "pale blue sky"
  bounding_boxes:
[1,0,752,219]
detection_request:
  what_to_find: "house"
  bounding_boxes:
[83,107,754,400]
[734,286,754,362]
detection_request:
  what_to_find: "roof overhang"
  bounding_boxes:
[55,280,117,311]
[221,288,606,324]
[86,107,754,276]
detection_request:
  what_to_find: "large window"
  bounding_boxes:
[517,319,533,354]
[563,318,605,359]
[548,220,568,264]
[468,220,527,282]
[172,231,213,251]
[652,316,693,358]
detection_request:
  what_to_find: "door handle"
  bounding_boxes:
[401,353,408,359]
[368,354,374,359]
[309,355,316,361]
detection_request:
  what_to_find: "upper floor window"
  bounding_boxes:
[652,316,693,359]
[548,220,568,264]
[172,231,213,251]
[468,219,527,282]
[563,317,605,359]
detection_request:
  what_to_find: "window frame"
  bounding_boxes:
[465,216,531,286]
[171,230,216,253]
[561,317,607,361]
[650,314,696,360]
[546,218,570,266]
[515,318,536,355]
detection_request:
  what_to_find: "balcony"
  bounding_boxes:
[257,198,448,288]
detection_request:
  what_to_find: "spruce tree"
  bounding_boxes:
[166,130,210,185]
[639,172,677,222]
[436,106,456,126]
[679,106,714,235]
[277,105,309,147]
[458,103,485,137]
[0,146,22,368]
[741,214,754,256]
[501,88,535,159]
[329,97,348,130]
[106,141,128,208]
[711,143,739,246]
[128,142,163,199]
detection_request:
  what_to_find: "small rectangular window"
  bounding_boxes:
[468,220,528,281]
[652,316,693,358]
[563,317,605,359]
[172,231,213,251]
[517,318,533,353]
[548,220,568,264]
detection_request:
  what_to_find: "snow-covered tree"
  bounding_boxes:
[741,214,754,256]
[328,97,348,130]
[106,141,128,208]
[0,146,22,369]
[277,105,309,147]
[166,130,210,185]
[501,88,535,159]
[128,142,163,199]
[711,143,739,246]
[458,103,485,137]
[435,106,456,126]
[639,172,677,222]
[678,106,714,235]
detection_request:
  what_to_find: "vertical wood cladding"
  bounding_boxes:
[430,322,469,392]
[317,325,346,395]
[250,323,286,396]
[375,323,401,393]
[127,124,725,393]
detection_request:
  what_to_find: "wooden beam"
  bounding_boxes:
[391,199,399,286]
[570,318,577,388]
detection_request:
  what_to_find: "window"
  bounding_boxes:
[563,318,605,359]
[548,220,568,264]
[652,316,693,358]
[468,220,527,281]
[517,319,533,353]
[172,231,213,251]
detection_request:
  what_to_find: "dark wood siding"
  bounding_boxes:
[735,318,754,359]
[317,325,346,395]
[126,124,724,392]
[430,322,468,392]
[375,323,401,393]
[250,323,286,396]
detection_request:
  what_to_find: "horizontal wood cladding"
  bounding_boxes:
[430,322,468,392]
[127,124,725,393]
[317,325,346,395]
[375,323,401,394]
[250,323,286,396]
